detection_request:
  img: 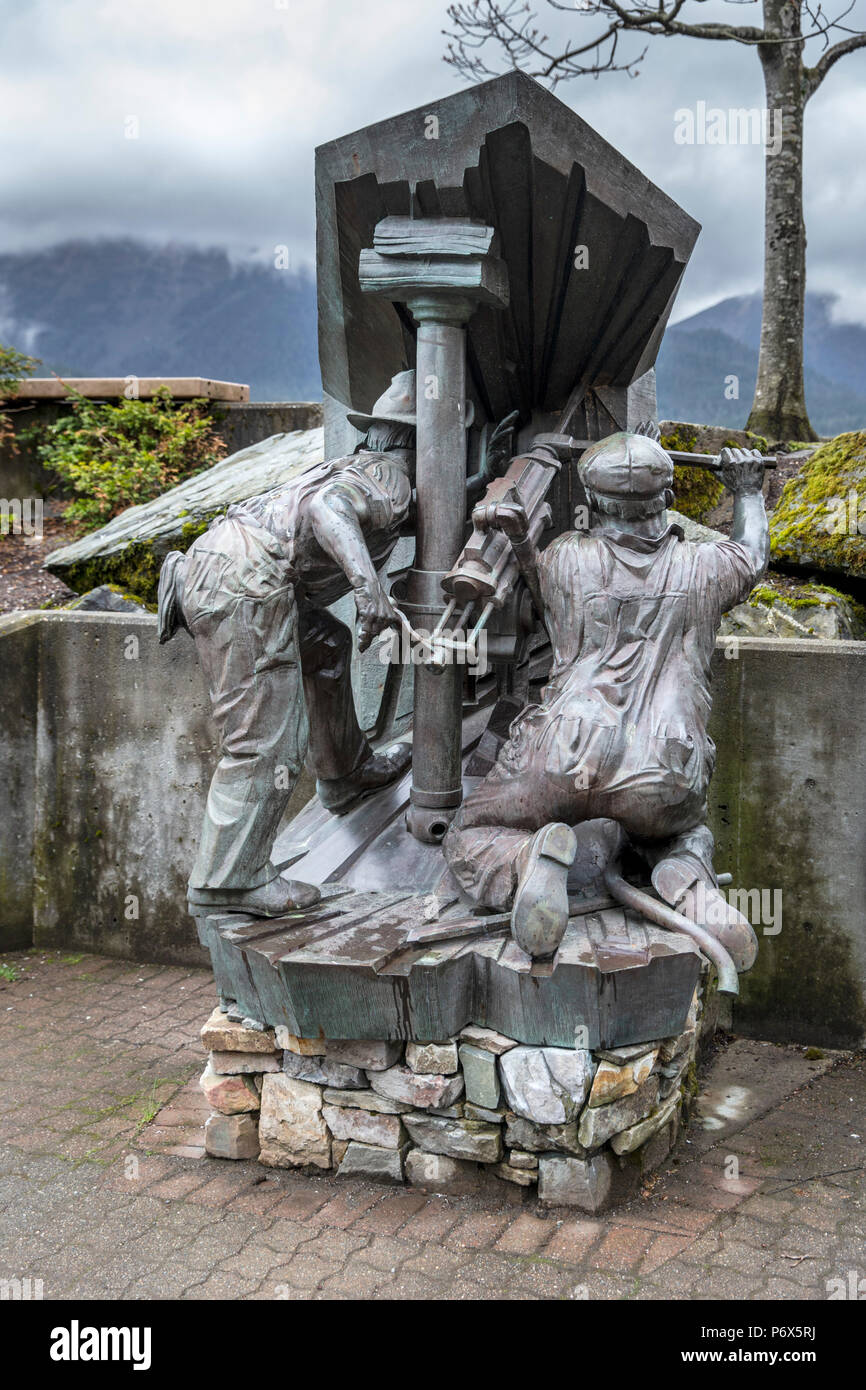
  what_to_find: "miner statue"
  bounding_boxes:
[157,371,426,918]
[443,433,770,966]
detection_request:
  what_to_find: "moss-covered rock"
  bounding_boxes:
[720,574,866,640]
[769,430,866,578]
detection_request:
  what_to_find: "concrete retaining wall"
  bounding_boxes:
[708,638,866,1048]
[1,617,864,1044]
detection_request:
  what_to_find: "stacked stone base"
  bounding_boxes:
[198,980,712,1212]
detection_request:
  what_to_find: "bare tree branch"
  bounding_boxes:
[444,0,866,86]
[804,29,866,95]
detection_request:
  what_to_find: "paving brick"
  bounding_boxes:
[589,1225,654,1272]
[543,1219,603,1263]
[495,1211,554,1255]
[353,1191,429,1235]
[444,1211,513,1250]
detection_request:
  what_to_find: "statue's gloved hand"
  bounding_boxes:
[716,446,766,495]
[354,580,398,653]
[489,500,531,542]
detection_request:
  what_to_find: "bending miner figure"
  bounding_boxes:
[443,434,770,966]
[157,371,420,918]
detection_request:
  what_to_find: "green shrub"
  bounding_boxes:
[0,342,39,448]
[0,342,39,399]
[30,386,226,532]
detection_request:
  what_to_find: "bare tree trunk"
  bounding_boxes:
[747,0,817,441]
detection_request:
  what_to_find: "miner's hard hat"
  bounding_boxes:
[578,432,674,499]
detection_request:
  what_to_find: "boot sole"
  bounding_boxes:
[511,823,577,959]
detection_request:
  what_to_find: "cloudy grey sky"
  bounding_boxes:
[1,0,865,323]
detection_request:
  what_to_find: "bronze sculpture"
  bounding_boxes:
[157,371,425,917]
[443,433,770,964]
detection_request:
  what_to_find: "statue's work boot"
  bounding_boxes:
[652,861,758,973]
[188,876,321,918]
[317,742,412,814]
[511,822,577,959]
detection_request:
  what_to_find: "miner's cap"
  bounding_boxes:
[579,431,674,499]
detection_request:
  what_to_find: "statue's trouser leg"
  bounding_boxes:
[297,599,370,782]
[186,563,307,893]
[443,759,573,910]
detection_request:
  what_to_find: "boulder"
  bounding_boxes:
[720,580,866,640]
[770,430,866,578]
[62,584,149,613]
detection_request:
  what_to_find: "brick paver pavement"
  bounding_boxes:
[0,949,863,1300]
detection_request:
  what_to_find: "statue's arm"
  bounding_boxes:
[305,483,397,651]
[486,502,545,616]
[716,447,770,578]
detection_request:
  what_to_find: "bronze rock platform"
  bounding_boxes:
[196,888,701,1051]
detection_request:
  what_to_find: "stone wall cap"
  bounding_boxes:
[13,377,250,402]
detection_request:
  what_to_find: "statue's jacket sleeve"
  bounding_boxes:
[224,452,412,604]
[502,525,759,807]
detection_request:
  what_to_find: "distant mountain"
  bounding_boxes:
[2,241,864,434]
[657,292,866,436]
[0,239,321,402]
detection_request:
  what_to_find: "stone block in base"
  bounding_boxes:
[405,1041,458,1075]
[199,1061,260,1115]
[370,1065,464,1110]
[500,1047,595,1124]
[459,1044,501,1109]
[505,1113,585,1156]
[205,1112,260,1160]
[403,1113,503,1163]
[337,1141,406,1183]
[493,1161,536,1187]
[210,1050,280,1075]
[405,1149,481,1195]
[322,1103,405,1149]
[281,1051,368,1089]
[258,1073,331,1170]
[201,1007,276,1054]
[578,1076,659,1148]
[537,1151,638,1212]
[275,1027,326,1055]
[326,1039,403,1071]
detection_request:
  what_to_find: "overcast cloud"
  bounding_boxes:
[1,0,864,323]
